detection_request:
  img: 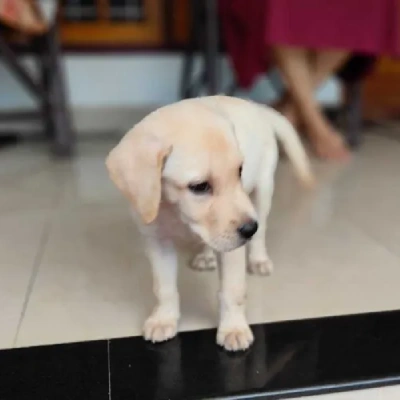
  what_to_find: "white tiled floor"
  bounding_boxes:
[293,384,400,399]
[1,132,400,351]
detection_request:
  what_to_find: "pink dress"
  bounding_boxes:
[219,0,400,88]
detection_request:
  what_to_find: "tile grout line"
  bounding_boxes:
[107,339,112,400]
[0,162,53,190]
[12,216,53,347]
[338,215,400,262]
[53,171,71,210]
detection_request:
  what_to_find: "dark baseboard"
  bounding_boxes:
[62,44,186,54]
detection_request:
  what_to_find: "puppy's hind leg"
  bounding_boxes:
[247,160,276,276]
[190,245,218,271]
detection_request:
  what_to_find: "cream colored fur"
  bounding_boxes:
[106,95,314,351]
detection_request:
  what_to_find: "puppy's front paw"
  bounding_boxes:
[143,315,178,343]
[190,248,218,271]
[247,258,273,276]
[217,323,254,351]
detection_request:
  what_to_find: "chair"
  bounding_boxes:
[0,0,74,156]
[180,0,365,149]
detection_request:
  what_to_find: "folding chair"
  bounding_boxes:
[0,0,74,156]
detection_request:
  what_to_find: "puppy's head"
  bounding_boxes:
[106,104,257,252]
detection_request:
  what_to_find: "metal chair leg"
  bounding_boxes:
[180,50,195,99]
[0,33,44,99]
[204,0,219,95]
[180,0,202,98]
[43,24,75,157]
[343,81,363,149]
[180,0,224,98]
[35,35,53,140]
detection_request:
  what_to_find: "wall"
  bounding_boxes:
[0,54,340,134]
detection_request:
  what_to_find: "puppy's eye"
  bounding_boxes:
[188,181,212,194]
[239,166,243,177]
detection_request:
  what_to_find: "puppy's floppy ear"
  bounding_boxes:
[106,125,171,224]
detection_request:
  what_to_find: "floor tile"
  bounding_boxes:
[0,143,49,185]
[0,340,109,400]
[15,206,149,347]
[380,385,400,400]
[59,142,125,208]
[0,165,68,214]
[0,210,49,349]
[245,217,400,325]
[331,136,400,258]
[294,385,400,399]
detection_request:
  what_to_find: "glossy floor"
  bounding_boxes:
[1,130,400,351]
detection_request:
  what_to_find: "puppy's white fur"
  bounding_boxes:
[106,96,314,351]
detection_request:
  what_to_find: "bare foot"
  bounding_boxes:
[274,96,350,161]
[310,128,351,161]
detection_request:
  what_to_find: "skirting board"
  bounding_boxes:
[0,107,154,138]
[0,104,346,139]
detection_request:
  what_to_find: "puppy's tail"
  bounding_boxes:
[266,107,315,188]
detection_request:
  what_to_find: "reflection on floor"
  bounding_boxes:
[1,131,400,352]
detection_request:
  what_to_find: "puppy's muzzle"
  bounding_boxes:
[237,219,258,240]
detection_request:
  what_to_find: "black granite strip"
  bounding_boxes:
[1,310,400,400]
[109,310,400,400]
[0,340,109,400]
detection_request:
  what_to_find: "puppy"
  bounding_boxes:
[106,96,314,351]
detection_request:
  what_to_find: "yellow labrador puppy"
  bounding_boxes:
[106,95,314,351]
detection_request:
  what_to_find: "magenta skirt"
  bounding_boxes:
[219,0,400,88]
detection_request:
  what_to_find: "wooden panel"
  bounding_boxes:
[60,0,164,47]
[171,0,189,45]
[363,57,400,119]
[97,0,109,20]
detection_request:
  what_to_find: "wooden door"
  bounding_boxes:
[363,57,400,119]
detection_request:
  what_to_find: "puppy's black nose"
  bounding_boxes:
[237,220,258,240]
